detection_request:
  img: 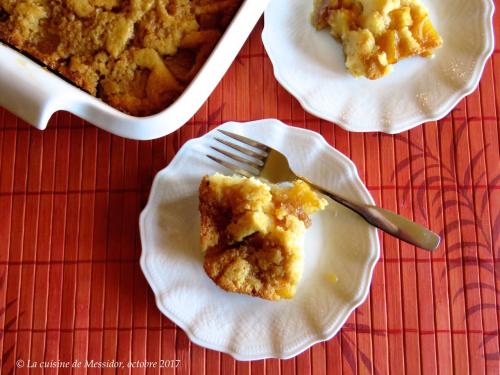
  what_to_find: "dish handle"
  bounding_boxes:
[0,61,61,130]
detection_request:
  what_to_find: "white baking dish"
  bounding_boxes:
[0,1,269,140]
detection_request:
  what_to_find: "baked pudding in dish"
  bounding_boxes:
[199,173,327,301]
[311,0,443,79]
[0,0,242,116]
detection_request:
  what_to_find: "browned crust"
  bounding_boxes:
[0,1,242,116]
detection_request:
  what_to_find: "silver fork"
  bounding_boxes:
[207,129,441,251]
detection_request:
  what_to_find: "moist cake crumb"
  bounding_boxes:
[311,0,443,79]
[199,173,328,301]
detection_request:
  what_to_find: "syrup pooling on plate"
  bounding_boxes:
[0,0,242,116]
[311,0,443,79]
[199,173,327,301]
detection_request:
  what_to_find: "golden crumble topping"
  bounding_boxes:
[199,173,327,301]
[0,0,241,115]
[312,0,442,79]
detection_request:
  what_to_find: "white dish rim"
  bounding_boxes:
[0,0,270,140]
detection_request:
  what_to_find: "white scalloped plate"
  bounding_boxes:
[262,0,495,133]
[139,119,379,360]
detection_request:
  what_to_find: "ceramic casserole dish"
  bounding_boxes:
[0,0,269,140]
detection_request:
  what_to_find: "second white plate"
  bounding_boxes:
[262,0,495,133]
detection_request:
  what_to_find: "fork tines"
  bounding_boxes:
[218,130,269,152]
[207,130,269,177]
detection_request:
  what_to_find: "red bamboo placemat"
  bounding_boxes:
[0,12,499,375]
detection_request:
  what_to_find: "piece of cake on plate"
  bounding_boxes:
[312,0,443,79]
[199,173,327,301]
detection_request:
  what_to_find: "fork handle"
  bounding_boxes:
[311,185,441,251]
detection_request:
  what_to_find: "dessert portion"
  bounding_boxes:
[199,173,327,301]
[311,0,443,79]
[0,0,241,116]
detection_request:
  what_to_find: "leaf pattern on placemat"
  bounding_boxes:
[390,118,500,363]
[0,272,17,374]
[337,324,384,374]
